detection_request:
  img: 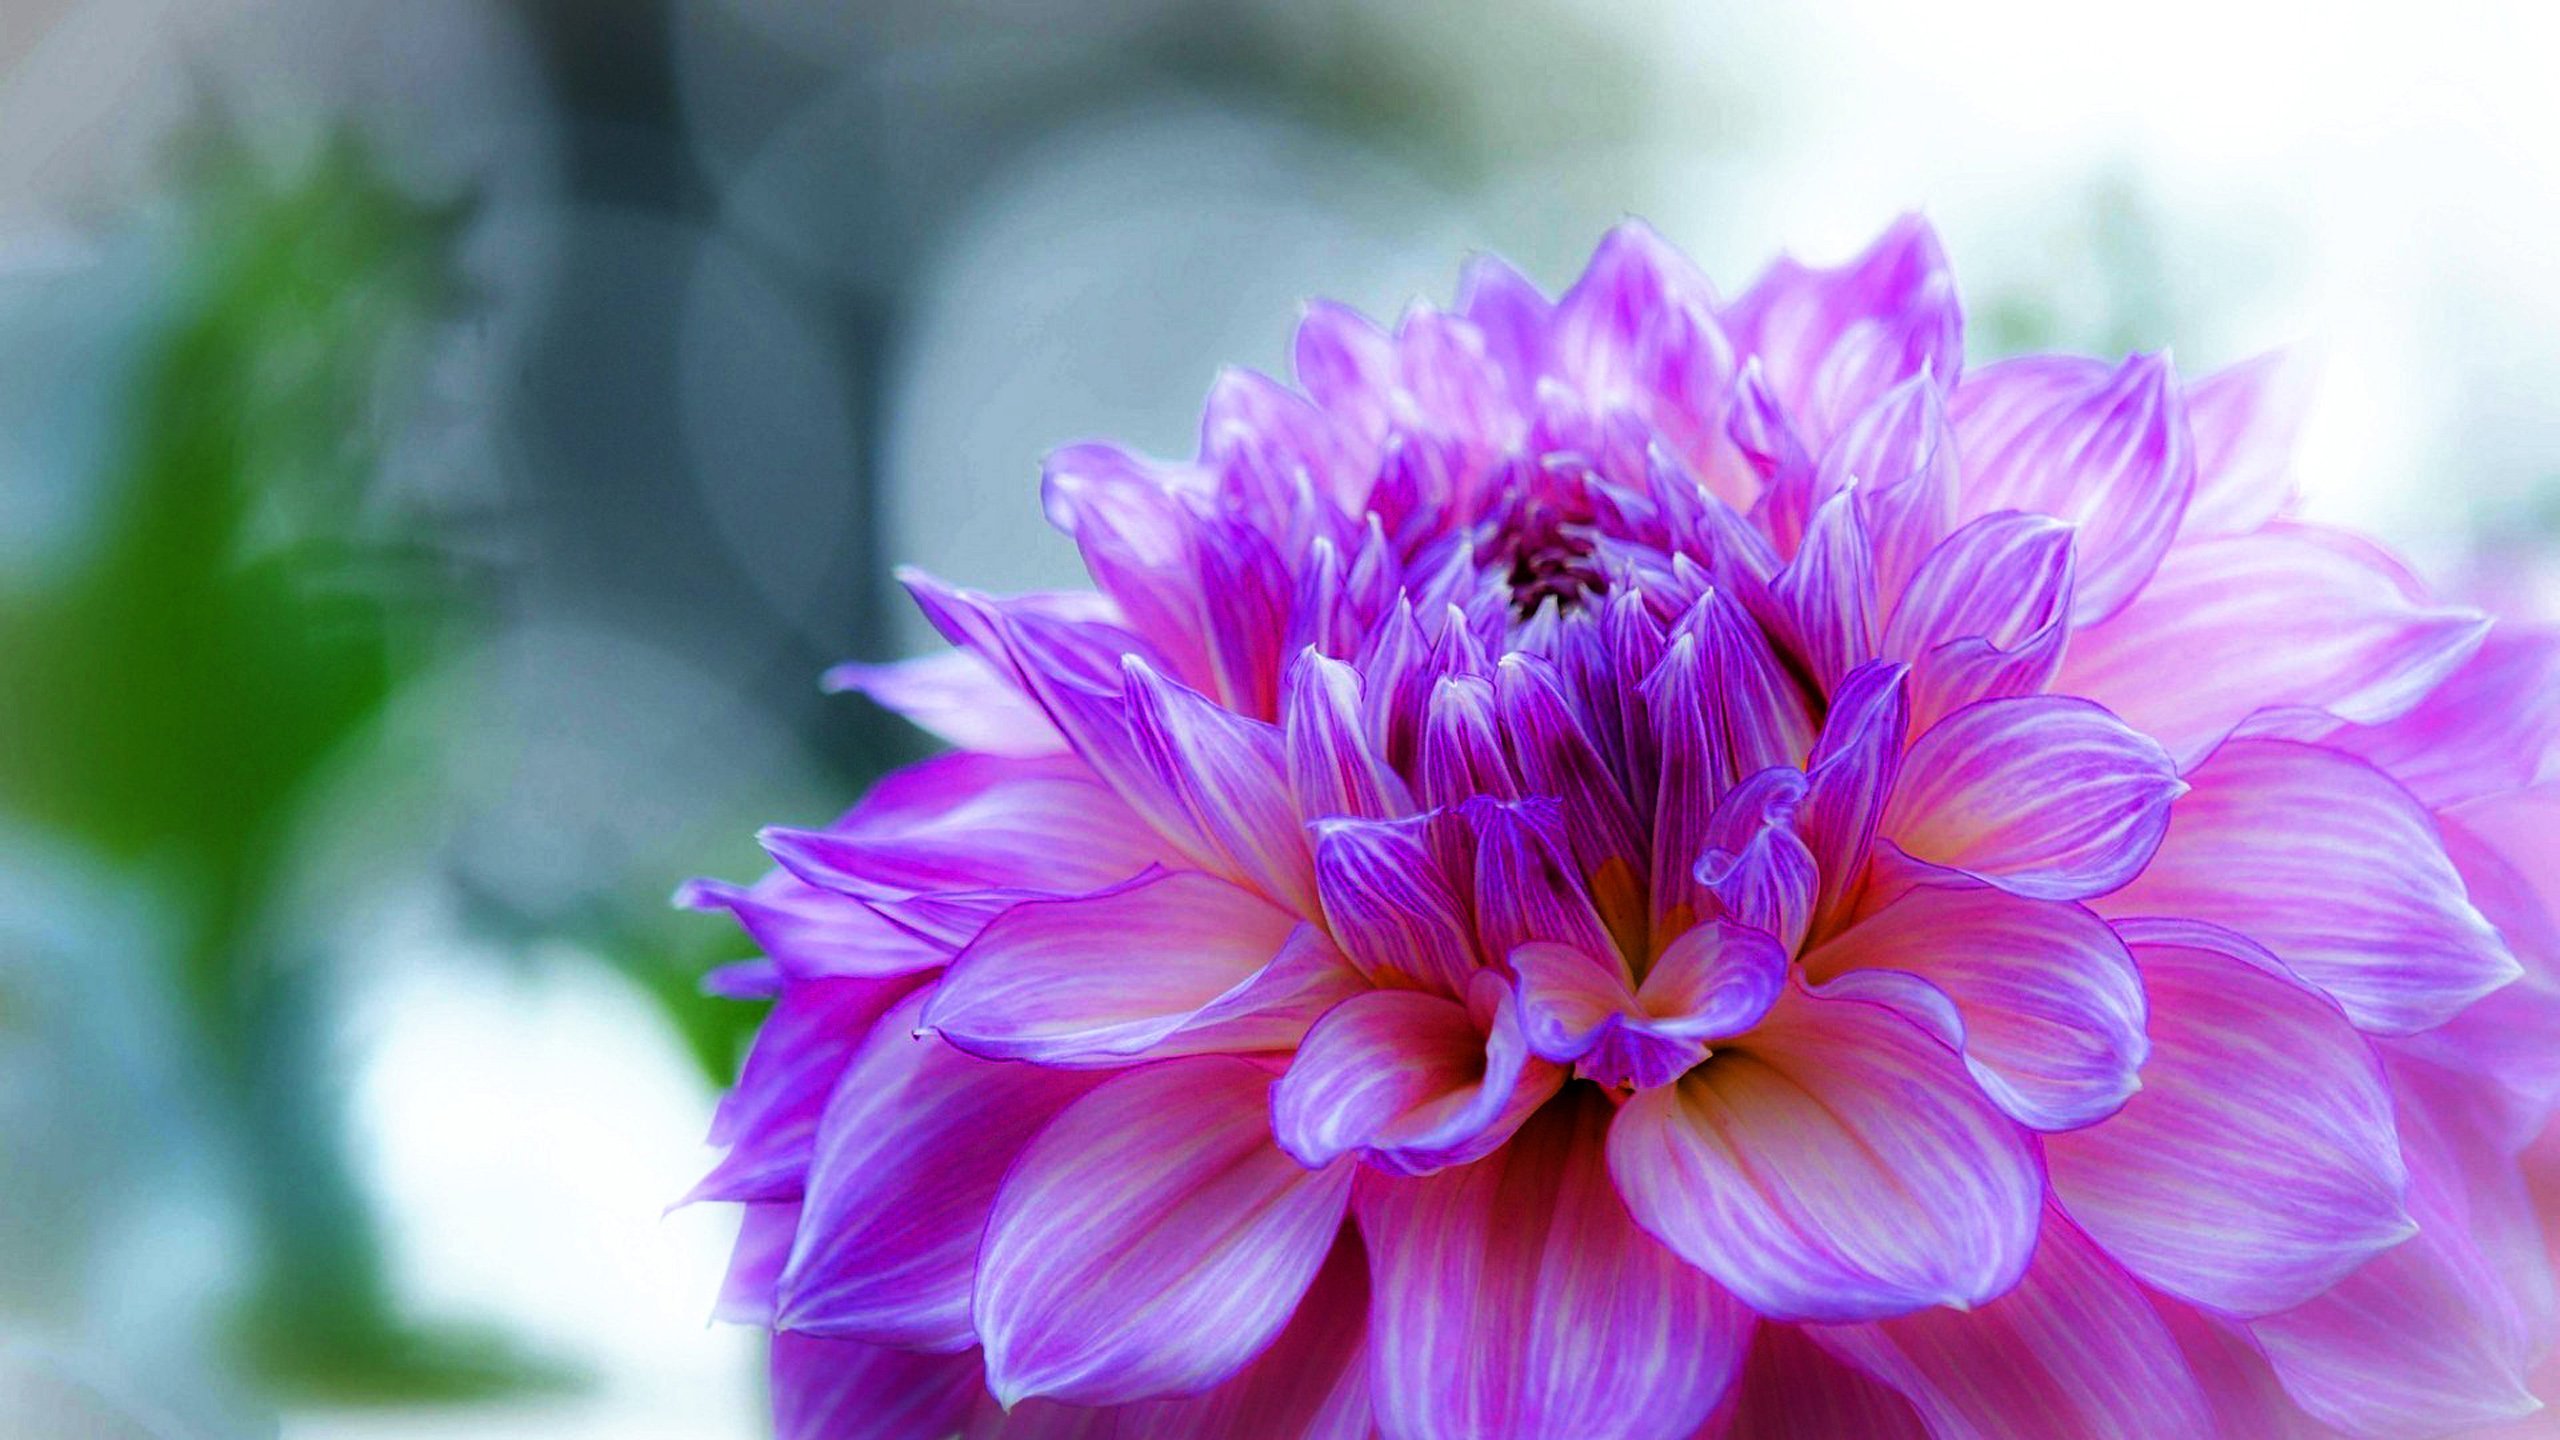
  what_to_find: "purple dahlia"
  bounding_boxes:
[682,216,2560,1439]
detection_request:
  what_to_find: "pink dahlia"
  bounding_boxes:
[682,216,2560,1439]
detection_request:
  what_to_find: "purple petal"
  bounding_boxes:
[678,872,946,981]
[759,753,1166,908]
[1798,660,1910,938]
[771,1334,984,1440]
[1121,657,1318,912]
[2044,918,2413,1317]
[691,975,919,1204]
[2180,346,2316,540]
[1691,768,1818,955]
[924,869,1345,1063]
[1882,510,2075,731]
[1631,918,1791,1043]
[1809,1213,2217,1439]
[2098,739,2518,1034]
[974,1058,1354,1407]
[1769,488,1878,691]
[1361,1088,1752,1440]
[1715,1324,1929,1440]
[2057,522,2490,768]
[979,1228,1375,1440]
[1455,252,1552,405]
[1607,986,2042,1322]
[1294,299,1396,445]
[1311,813,1481,997]
[1271,976,1557,1175]
[1282,649,1411,823]
[1883,695,2183,902]
[1803,886,2147,1132]
[1419,674,1519,809]
[717,1201,799,1325]
[1722,213,1964,449]
[824,650,1068,758]
[779,992,1104,1349]
[1834,371,1962,599]
[1953,351,2194,624]
[1495,653,1645,920]
[1469,797,1619,967]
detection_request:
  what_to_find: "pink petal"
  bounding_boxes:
[778,992,1103,1350]
[974,1058,1354,1407]
[2057,522,2489,768]
[822,650,1067,758]
[2246,1108,2545,1435]
[1810,1212,2217,1438]
[1802,885,2147,1131]
[924,869,1352,1063]
[1607,986,2043,1322]
[2099,739,2518,1034]
[2324,623,2560,810]
[1362,1088,1752,1440]
[2180,346,2316,540]
[1953,351,2194,624]
[1882,695,2183,902]
[2044,919,2413,1316]
[1835,371,1962,600]
[1271,977,1558,1175]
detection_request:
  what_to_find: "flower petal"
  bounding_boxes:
[1713,1324,1929,1440]
[1953,351,2193,624]
[1883,510,2074,731]
[924,869,1344,1063]
[2179,346,2316,540]
[1284,649,1411,823]
[771,1334,984,1440]
[1799,660,1910,938]
[1809,1211,2217,1439]
[1722,213,1963,450]
[690,975,920,1204]
[1607,986,2042,1322]
[1121,657,1318,912]
[2099,738,2518,1034]
[1362,1087,1752,1440]
[677,871,947,981]
[1271,977,1557,1175]
[2057,522,2489,768]
[2044,918,2413,1316]
[823,650,1067,758]
[975,1058,1355,1407]
[1312,813,1480,997]
[2246,1116,2545,1436]
[759,753,1166,911]
[2324,623,2560,810]
[1803,885,2147,1131]
[1882,696,2182,902]
[778,992,1104,1350]
[978,1228,1375,1440]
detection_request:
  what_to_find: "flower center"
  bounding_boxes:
[1499,498,1608,619]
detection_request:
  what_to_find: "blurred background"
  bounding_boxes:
[2,1,2557,1435]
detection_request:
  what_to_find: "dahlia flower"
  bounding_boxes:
[682,216,2560,1439]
